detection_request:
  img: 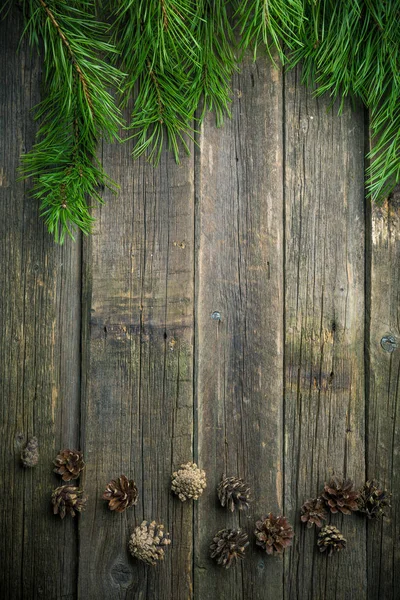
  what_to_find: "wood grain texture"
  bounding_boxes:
[2,9,400,599]
[283,68,367,599]
[367,186,400,599]
[78,138,195,598]
[194,55,284,599]
[0,8,81,600]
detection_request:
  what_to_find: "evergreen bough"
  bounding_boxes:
[3,0,400,242]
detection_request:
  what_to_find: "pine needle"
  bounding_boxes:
[4,0,400,241]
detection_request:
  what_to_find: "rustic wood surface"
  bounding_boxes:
[1,7,399,600]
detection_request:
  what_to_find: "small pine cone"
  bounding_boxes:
[321,476,359,515]
[255,513,294,555]
[300,497,327,528]
[128,520,171,566]
[21,437,39,467]
[210,528,249,568]
[52,485,87,519]
[103,475,138,512]
[171,462,206,502]
[217,477,250,512]
[317,525,347,556]
[357,480,391,520]
[54,449,85,481]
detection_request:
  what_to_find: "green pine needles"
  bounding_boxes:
[4,0,400,242]
[8,0,124,242]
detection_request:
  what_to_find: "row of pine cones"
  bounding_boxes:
[21,441,392,565]
[129,514,293,568]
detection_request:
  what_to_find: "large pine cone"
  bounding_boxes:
[103,475,138,512]
[128,521,171,566]
[317,525,346,556]
[52,485,87,519]
[210,528,249,568]
[357,480,391,520]
[217,477,250,512]
[300,497,327,528]
[21,437,39,467]
[54,449,85,481]
[321,476,359,515]
[171,462,206,501]
[255,513,294,555]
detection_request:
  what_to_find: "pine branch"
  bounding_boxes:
[3,0,400,243]
[237,0,400,201]
[189,0,237,127]
[234,0,305,63]
[111,0,199,163]
[16,0,124,242]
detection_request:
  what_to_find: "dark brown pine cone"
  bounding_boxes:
[51,485,87,519]
[54,449,85,481]
[357,480,391,520]
[103,475,138,512]
[128,521,171,566]
[255,513,294,555]
[217,477,250,512]
[21,437,39,467]
[321,476,359,515]
[210,528,249,568]
[317,525,347,556]
[300,497,327,528]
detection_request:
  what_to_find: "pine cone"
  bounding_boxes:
[321,476,359,514]
[210,528,249,568]
[357,480,391,520]
[21,437,39,467]
[128,520,171,566]
[255,513,294,555]
[103,475,138,512]
[52,485,87,519]
[54,449,85,481]
[300,497,327,528]
[217,477,250,512]
[171,462,206,501]
[317,525,347,556]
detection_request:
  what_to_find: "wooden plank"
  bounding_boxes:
[78,143,195,597]
[367,186,400,598]
[0,8,81,600]
[283,68,367,598]
[194,54,284,599]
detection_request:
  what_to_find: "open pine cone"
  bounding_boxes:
[300,497,327,528]
[128,520,171,566]
[21,437,39,468]
[321,476,359,515]
[317,525,346,556]
[171,462,206,501]
[357,480,391,519]
[255,513,294,555]
[217,477,250,512]
[54,449,85,481]
[52,485,87,519]
[103,475,138,512]
[210,528,249,568]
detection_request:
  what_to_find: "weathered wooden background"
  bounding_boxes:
[1,8,399,600]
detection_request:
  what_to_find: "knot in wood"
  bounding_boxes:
[380,334,398,353]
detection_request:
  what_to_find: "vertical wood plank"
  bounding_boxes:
[194,55,284,599]
[0,8,81,600]
[78,141,195,598]
[283,69,366,599]
[367,186,400,598]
